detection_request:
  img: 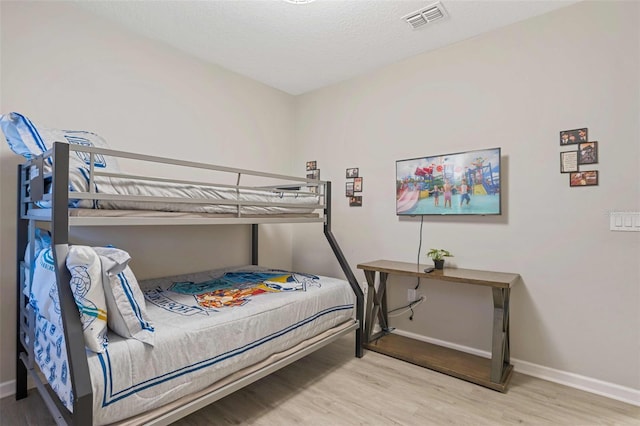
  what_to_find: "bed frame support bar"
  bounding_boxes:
[251,224,259,265]
[16,165,29,400]
[323,182,364,358]
[50,143,94,424]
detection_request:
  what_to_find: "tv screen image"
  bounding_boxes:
[396,147,501,216]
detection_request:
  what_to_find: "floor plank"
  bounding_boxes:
[1,336,638,425]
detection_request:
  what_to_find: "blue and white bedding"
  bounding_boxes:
[30,264,355,425]
[34,312,73,411]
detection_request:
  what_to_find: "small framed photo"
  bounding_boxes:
[354,177,363,192]
[560,128,587,146]
[349,196,362,207]
[306,169,320,180]
[578,141,598,165]
[570,170,598,187]
[306,161,317,171]
[308,186,318,194]
[346,168,359,178]
[560,151,579,173]
[345,182,354,196]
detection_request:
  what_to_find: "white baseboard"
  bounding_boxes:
[1,374,39,399]
[0,380,16,399]
[513,358,640,407]
[392,329,640,407]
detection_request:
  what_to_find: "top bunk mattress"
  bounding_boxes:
[71,174,320,215]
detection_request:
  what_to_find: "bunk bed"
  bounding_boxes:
[9,120,364,425]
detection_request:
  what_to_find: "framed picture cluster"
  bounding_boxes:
[559,128,599,187]
[306,161,320,193]
[345,167,362,207]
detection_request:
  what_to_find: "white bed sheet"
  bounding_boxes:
[84,265,354,425]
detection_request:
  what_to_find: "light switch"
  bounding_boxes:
[610,212,640,232]
[615,215,623,227]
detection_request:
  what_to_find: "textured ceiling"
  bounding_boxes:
[74,0,580,95]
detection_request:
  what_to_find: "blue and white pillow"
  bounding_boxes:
[94,247,155,346]
[0,112,121,203]
[0,112,49,159]
[32,245,108,353]
[0,112,118,164]
[66,246,109,353]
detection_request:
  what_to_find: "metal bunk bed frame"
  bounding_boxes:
[15,142,364,425]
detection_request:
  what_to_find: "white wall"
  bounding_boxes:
[293,0,640,395]
[0,2,296,385]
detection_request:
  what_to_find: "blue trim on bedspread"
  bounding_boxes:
[97,304,353,406]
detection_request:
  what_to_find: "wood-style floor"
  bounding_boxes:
[1,335,638,425]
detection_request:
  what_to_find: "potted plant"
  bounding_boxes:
[426,248,453,270]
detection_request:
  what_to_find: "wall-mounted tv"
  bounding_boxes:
[396,147,501,216]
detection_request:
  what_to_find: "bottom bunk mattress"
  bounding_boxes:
[35,265,355,425]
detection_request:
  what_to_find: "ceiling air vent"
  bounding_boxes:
[403,2,448,30]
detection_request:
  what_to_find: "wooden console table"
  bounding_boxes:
[357,259,520,392]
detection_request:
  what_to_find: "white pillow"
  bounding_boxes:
[94,247,155,346]
[66,246,108,353]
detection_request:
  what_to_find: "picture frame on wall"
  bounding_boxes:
[306,169,320,180]
[345,182,354,196]
[560,151,579,173]
[560,128,587,146]
[570,170,598,187]
[560,127,589,146]
[349,196,362,207]
[346,168,359,178]
[354,177,363,192]
[578,141,598,165]
[306,161,317,171]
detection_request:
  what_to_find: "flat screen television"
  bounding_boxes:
[396,147,501,216]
